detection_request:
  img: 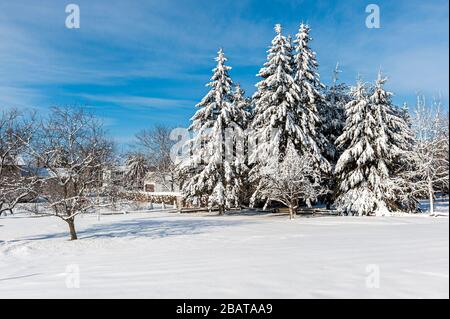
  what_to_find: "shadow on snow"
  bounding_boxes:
[11,217,255,242]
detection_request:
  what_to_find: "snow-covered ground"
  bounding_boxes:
[0,200,448,299]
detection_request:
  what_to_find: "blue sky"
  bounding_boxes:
[0,0,448,147]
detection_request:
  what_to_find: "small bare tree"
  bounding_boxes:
[0,109,38,215]
[251,144,325,219]
[28,107,114,240]
[406,95,449,214]
[135,125,178,191]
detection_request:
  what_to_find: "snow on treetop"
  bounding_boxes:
[215,48,227,63]
[375,69,388,87]
[299,23,310,31]
[274,24,282,34]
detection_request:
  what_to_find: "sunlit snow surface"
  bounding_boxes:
[0,199,448,298]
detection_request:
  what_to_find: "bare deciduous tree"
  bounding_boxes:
[251,144,325,219]
[406,96,449,215]
[28,107,114,240]
[0,109,38,215]
[135,125,178,191]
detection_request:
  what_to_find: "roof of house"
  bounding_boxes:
[3,155,26,166]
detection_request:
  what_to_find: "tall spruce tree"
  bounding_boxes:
[400,102,413,128]
[232,84,252,128]
[181,49,247,214]
[231,84,252,204]
[249,24,330,208]
[323,63,350,161]
[293,23,331,167]
[251,24,328,167]
[251,24,298,162]
[321,64,351,207]
[335,80,379,215]
[335,73,413,215]
[390,100,420,213]
[292,23,333,206]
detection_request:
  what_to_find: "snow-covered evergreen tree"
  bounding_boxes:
[231,84,253,204]
[251,24,328,171]
[293,23,332,164]
[291,23,335,207]
[124,153,149,190]
[386,102,418,213]
[335,73,412,216]
[400,102,413,128]
[231,84,252,128]
[323,63,350,160]
[181,49,247,214]
[320,66,352,208]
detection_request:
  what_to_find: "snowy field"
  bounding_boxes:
[0,200,448,299]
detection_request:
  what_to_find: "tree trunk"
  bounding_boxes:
[170,173,174,192]
[67,219,78,240]
[263,199,270,210]
[428,179,434,215]
[218,205,225,215]
[289,205,294,220]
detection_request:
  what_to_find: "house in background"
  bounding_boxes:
[102,165,127,188]
[1,155,26,178]
[101,162,180,194]
[143,171,180,193]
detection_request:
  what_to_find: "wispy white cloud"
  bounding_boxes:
[0,86,46,110]
[78,94,196,111]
